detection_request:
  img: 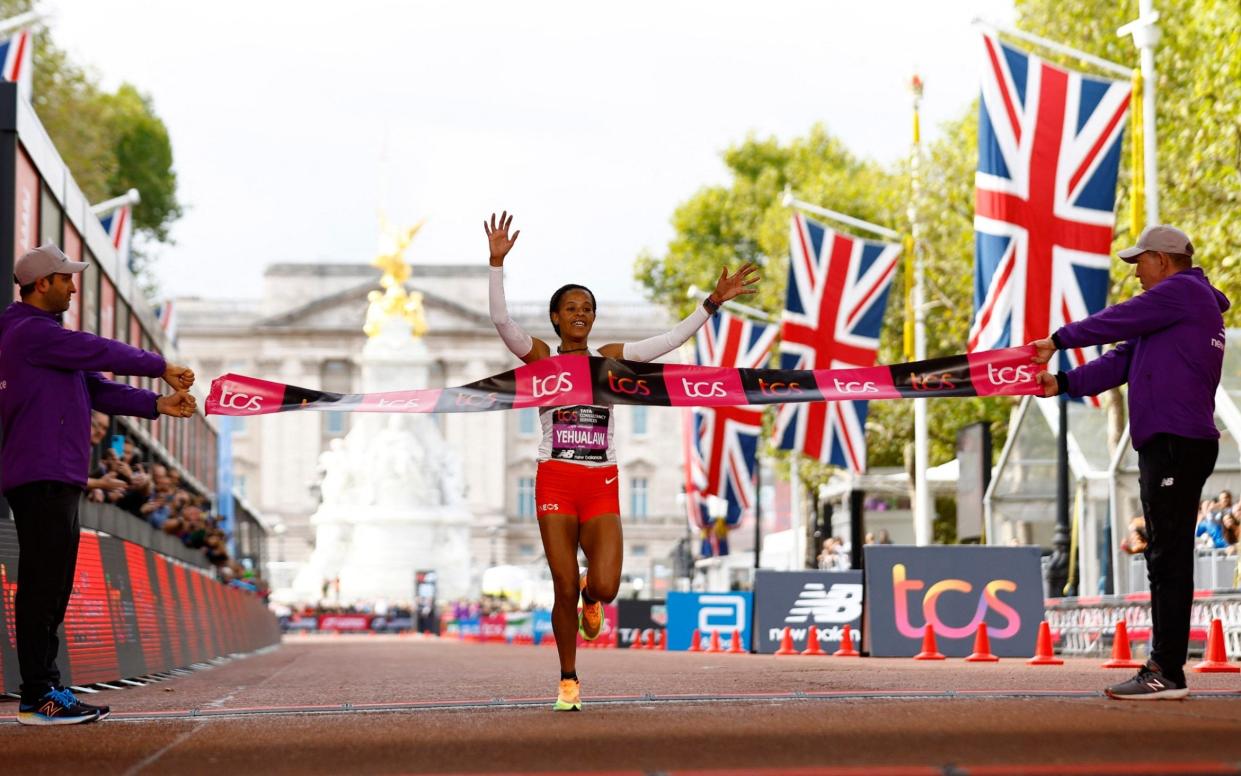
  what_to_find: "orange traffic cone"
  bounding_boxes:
[729,629,746,653]
[914,624,945,660]
[645,630,657,650]
[1028,621,1063,666]
[1193,619,1240,673]
[689,629,703,653]
[706,630,723,653]
[660,629,667,650]
[965,623,999,662]
[1102,620,1143,669]
[775,626,797,656]
[801,626,825,656]
[834,624,860,657]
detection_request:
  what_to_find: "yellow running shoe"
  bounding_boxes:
[554,678,582,712]
[578,575,603,641]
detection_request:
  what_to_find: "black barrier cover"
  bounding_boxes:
[616,599,666,648]
[864,545,1043,657]
[0,516,279,693]
[754,570,863,654]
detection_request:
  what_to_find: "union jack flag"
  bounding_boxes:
[774,213,900,473]
[100,205,134,272]
[0,28,31,97]
[970,33,1130,403]
[687,309,777,556]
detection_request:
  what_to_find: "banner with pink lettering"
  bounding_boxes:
[206,346,1044,417]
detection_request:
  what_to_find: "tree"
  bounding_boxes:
[0,0,183,296]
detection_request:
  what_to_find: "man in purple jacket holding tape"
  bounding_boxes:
[0,244,197,726]
[1032,225,1230,701]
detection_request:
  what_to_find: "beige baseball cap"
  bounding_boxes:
[1117,225,1195,264]
[13,243,88,285]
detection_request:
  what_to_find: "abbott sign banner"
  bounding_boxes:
[665,592,751,651]
[864,545,1043,657]
[754,570,863,654]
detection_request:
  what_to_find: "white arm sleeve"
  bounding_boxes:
[489,267,534,359]
[621,303,711,363]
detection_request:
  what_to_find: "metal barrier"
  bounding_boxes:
[1127,549,1241,593]
[1046,591,1241,659]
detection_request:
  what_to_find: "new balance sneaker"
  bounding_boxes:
[578,576,603,641]
[57,687,110,721]
[17,688,102,725]
[554,677,582,712]
[1105,662,1189,701]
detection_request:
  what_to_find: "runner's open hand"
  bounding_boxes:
[484,211,520,267]
[710,262,761,304]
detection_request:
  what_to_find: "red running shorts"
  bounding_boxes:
[535,460,620,523]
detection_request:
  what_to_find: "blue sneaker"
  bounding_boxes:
[17,688,102,726]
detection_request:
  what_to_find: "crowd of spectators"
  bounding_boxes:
[1194,489,1241,553]
[87,410,266,595]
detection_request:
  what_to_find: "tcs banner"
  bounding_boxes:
[754,570,863,654]
[864,545,1043,657]
[665,591,751,651]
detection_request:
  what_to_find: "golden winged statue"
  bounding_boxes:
[364,215,428,339]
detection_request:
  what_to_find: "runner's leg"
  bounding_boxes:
[580,514,623,604]
[539,514,581,673]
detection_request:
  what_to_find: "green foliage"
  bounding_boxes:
[0,0,182,296]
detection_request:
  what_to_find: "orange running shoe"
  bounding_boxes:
[554,678,582,711]
[578,575,603,641]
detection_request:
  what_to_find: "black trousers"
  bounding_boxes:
[6,481,82,702]
[1136,434,1218,679]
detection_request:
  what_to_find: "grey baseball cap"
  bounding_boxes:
[1117,225,1195,263]
[13,243,88,285]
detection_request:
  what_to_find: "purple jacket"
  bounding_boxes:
[0,301,165,492]
[1054,267,1229,450]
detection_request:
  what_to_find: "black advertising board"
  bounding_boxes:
[0,517,279,692]
[753,570,863,654]
[863,545,1043,657]
[616,599,666,648]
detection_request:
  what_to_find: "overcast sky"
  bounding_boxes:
[42,0,1015,305]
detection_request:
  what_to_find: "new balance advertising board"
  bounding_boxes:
[665,592,752,651]
[754,570,863,654]
[863,545,1043,657]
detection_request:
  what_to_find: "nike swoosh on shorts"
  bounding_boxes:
[605,476,618,485]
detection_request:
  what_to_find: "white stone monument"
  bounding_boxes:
[292,222,474,603]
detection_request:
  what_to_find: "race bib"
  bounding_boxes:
[549,405,610,462]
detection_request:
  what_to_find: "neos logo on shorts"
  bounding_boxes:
[698,594,747,632]
[218,389,263,412]
[532,372,573,399]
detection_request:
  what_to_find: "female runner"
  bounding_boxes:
[484,211,759,711]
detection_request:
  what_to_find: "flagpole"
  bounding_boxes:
[909,75,932,547]
[0,11,45,38]
[782,187,901,241]
[91,188,141,216]
[972,18,1132,78]
[1119,1,1160,226]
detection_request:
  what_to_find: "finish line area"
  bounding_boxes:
[2,635,1239,775]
